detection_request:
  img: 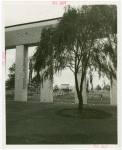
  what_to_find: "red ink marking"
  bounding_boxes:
[2,61,5,66]
[101,145,106,148]
[52,1,67,5]
[101,145,108,148]
[2,52,5,66]
[2,52,5,59]
[93,145,108,148]
[52,1,57,5]
[60,1,67,5]
[93,145,99,148]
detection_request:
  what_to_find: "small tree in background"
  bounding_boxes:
[96,85,102,91]
[53,85,59,92]
[103,84,110,91]
[28,75,41,93]
[86,78,89,92]
[6,63,15,90]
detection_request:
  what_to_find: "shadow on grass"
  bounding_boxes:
[56,108,112,119]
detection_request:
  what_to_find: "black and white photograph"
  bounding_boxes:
[3,1,120,148]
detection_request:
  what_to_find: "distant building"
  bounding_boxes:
[60,84,69,90]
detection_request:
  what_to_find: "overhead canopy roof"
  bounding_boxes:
[5,17,61,49]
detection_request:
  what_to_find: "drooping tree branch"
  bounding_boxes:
[31,5,117,112]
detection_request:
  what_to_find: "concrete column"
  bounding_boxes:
[14,45,28,101]
[40,78,53,102]
[40,67,53,102]
[75,74,87,104]
[110,78,117,105]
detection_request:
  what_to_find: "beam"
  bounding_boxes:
[5,18,60,49]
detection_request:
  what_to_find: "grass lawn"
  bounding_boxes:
[6,90,110,104]
[6,101,117,144]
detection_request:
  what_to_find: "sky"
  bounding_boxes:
[5,1,110,88]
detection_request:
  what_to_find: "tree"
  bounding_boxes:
[28,75,41,93]
[103,84,110,91]
[86,78,89,92]
[89,68,94,90]
[6,63,15,90]
[53,85,59,92]
[96,85,101,91]
[32,5,117,113]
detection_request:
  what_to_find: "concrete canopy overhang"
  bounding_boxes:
[5,17,60,49]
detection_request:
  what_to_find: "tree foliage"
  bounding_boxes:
[31,5,117,112]
[53,85,59,92]
[6,63,15,90]
[96,85,102,91]
[102,84,110,91]
[32,27,54,87]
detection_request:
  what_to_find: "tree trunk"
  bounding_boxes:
[78,92,83,113]
[74,71,84,113]
[74,56,84,114]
